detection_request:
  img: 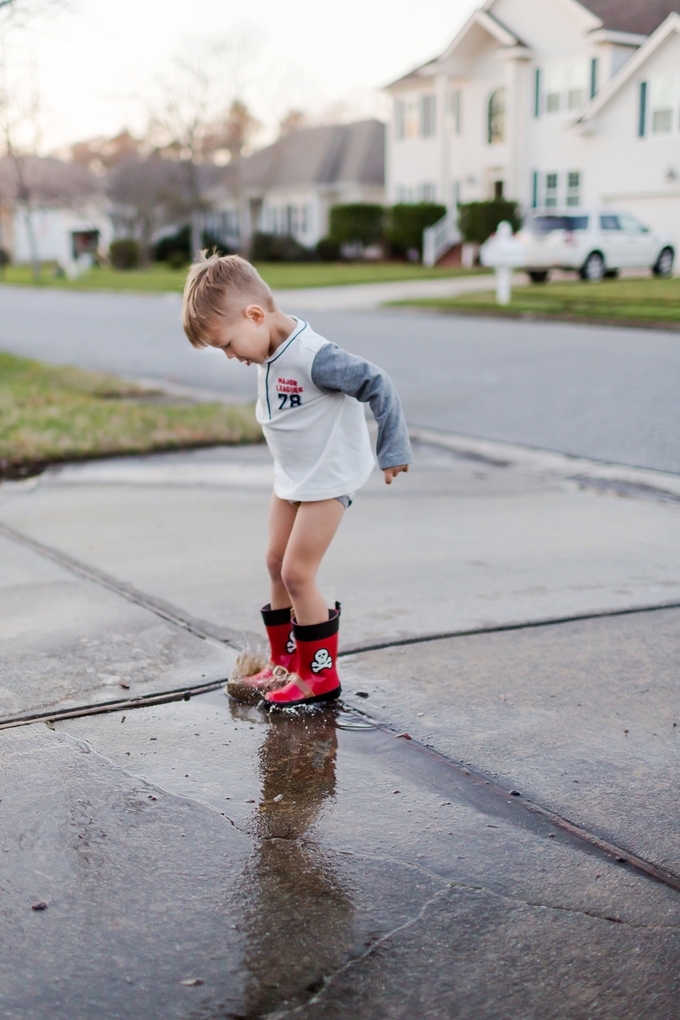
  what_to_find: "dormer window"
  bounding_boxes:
[545,66,561,113]
[543,61,588,115]
[651,77,676,133]
[394,97,421,140]
[395,100,406,140]
[420,95,437,138]
[488,88,506,144]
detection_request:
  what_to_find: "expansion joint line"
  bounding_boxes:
[0,520,250,647]
[2,519,680,665]
[3,521,680,899]
[353,713,680,896]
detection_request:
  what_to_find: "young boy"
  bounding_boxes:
[182,253,411,708]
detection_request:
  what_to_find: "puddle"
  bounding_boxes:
[1,689,676,1018]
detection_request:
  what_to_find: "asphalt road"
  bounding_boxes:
[1,285,679,472]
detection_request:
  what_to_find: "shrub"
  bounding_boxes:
[250,233,315,262]
[109,238,140,270]
[201,232,232,257]
[386,203,446,259]
[167,251,188,270]
[328,204,384,247]
[316,238,341,262]
[0,247,9,276]
[153,226,191,263]
[458,201,521,244]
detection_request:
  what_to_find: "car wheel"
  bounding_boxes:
[528,270,549,283]
[653,247,675,278]
[580,252,605,282]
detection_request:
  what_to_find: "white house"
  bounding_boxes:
[0,156,113,275]
[11,202,113,277]
[200,120,385,250]
[385,0,680,243]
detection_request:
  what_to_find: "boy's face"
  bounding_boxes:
[209,305,271,366]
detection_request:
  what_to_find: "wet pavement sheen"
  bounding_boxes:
[1,435,680,1017]
[1,692,679,1019]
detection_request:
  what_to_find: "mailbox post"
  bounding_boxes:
[480,221,526,306]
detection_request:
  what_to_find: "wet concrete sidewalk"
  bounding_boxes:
[1,439,679,1018]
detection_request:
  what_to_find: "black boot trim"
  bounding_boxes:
[261,604,293,627]
[292,609,340,643]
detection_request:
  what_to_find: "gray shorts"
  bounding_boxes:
[288,494,354,510]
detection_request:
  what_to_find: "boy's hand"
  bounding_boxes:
[383,464,410,485]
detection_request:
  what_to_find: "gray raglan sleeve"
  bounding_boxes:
[311,343,412,470]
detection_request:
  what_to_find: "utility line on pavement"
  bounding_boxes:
[395,725,680,895]
[4,674,678,899]
[0,521,258,649]
[2,510,678,896]
[2,521,680,665]
[339,599,680,656]
[0,681,226,732]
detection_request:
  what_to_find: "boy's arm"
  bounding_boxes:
[311,344,412,470]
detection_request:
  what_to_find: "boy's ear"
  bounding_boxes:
[244,304,266,325]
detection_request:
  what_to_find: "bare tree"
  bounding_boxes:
[150,31,261,254]
[70,130,142,172]
[0,0,69,29]
[106,154,185,266]
[0,53,43,278]
[0,0,71,276]
[203,99,259,165]
[279,109,308,136]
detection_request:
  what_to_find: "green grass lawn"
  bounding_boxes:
[396,275,680,325]
[0,260,488,294]
[0,352,262,478]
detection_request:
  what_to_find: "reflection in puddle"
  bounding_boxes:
[232,704,356,1015]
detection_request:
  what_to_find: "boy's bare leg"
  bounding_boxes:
[266,494,299,610]
[281,499,345,626]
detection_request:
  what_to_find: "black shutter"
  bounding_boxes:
[638,81,647,137]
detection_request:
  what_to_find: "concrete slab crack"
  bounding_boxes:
[56,729,250,836]
[265,885,452,1020]
[319,846,680,932]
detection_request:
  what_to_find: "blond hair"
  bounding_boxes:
[182,252,274,348]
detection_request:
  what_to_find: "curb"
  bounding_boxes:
[409,426,680,503]
[391,305,680,332]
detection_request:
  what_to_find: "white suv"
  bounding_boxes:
[518,211,675,283]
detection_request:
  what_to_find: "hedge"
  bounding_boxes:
[458,201,521,244]
[385,203,447,258]
[328,204,384,246]
[109,238,140,270]
[250,233,315,262]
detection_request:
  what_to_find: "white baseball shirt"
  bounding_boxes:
[256,317,411,502]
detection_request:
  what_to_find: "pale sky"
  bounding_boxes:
[5,0,482,152]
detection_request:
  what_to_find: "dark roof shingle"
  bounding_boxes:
[580,0,680,36]
[236,120,385,192]
[228,119,385,192]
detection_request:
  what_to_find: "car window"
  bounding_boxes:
[618,213,647,233]
[600,215,621,230]
[532,215,589,233]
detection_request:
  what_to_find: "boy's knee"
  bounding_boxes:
[280,561,308,596]
[266,550,284,580]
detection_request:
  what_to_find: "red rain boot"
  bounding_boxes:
[226,605,296,704]
[264,605,341,709]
